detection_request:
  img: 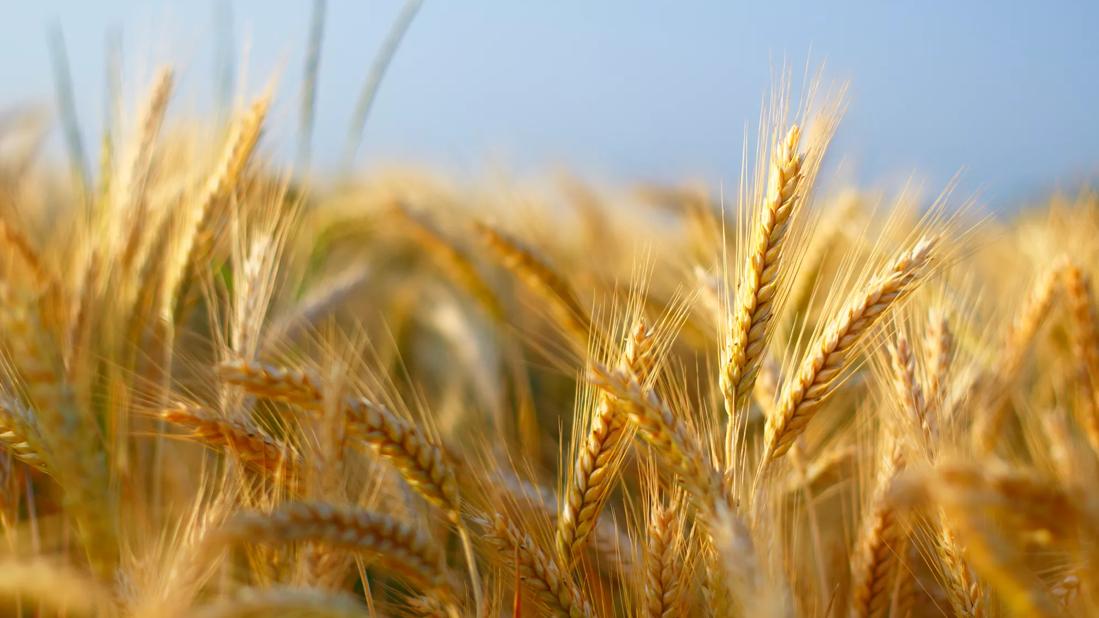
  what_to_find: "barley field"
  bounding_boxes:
[0,8,1096,618]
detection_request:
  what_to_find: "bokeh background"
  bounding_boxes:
[1,1,1096,205]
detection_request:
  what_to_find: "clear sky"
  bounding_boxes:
[1,1,1096,205]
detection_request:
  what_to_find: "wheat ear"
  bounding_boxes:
[217,358,324,407]
[482,512,593,618]
[343,400,482,613]
[764,237,934,461]
[0,397,50,475]
[218,359,458,512]
[644,493,688,618]
[473,221,590,348]
[218,360,481,610]
[588,364,722,510]
[394,204,505,322]
[850,445,905,618]
[220,502,458,600]
[975,261,1064,451]
[119,66,174,269]
[500,471,638,580]
[557,319,655,564]
[341,396,461,513]
[722,125,803,422]
[160,406,295,477]
[588,365,763,610]
[167,92,270,312]
[1063,264,1099,404]
[1000,262,1063,383]
[938,522,986,617]
[888,334,934,451]
[923,308,953,414]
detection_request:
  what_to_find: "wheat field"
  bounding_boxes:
[0,36,1096,618]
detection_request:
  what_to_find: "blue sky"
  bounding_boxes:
[1,1,1096,204]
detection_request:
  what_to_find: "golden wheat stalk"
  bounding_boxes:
[499,470,638,579]
[118,66,174,269]
[1063,263,1099,404]
[220,502,459,600]
[643,493,688,618]
[341,402,482,612]
[160,405,295,477]
[482,511,593,618]
[887,334,934,451]
[166,92,271,313]
[938,522,986,617]
[888,542,917,618]
[923,307,953,414]
[473,220,590,348]
[394,204,505,322]
[764,237,935,461]
[721,125,803,422]
[587,364,722,510]
[217,359,460,513]
[974,261,1064,451]
[587,364,764,610]
[218,358,324,407]
[341,397,461,515]
[849,445,905,618]
[1000,262,1063,383]
[557,319,655,564]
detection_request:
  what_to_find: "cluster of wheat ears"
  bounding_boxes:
[0,63,1095,618]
